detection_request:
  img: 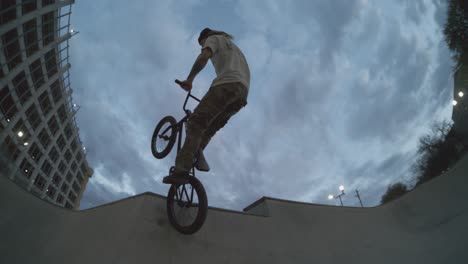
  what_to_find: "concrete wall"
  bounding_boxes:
[1,154,468,264]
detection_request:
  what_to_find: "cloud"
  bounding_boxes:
[68,0,453,211]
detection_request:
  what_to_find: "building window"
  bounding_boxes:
[65,201,73,209]
[22,0,37,15]
[61,183,69,194]
[44,49,58,78]
[29,59,45,90]
[13,118,31,144]
[75,151,83,163]
[42,0,56,7]
[68,192,76,203]
[34,175,46,191]
[3,136,20,161]
[0,85,18,120]
[12,71,32,105]
[48,146,59,163]
[25,103,41,129]
[22,18,39,57]
[50,80,62,103]
[70,138,78,153]
[58,160,66,174]
[41,159,53,177]
[64,123,73,139]
[20,158,34,179]
[57,134,66,152]
[64,149,72,164]
[80,162,88,176]
[56,194,64,204]
[42,12,55,46]
[46,185,56,198]
[72,181,80,194]
[2,29,22,70]
[0,0,16,26]
[46,186,56,198]
[57,104,67,122]
[52,173,62,186]
[28,143,43,163]
[39,90,52,116]
[76,172,84,184]
[70,161,77,173]
[48,115,59,136]
[38,128,51,149]
[66,171,73,182]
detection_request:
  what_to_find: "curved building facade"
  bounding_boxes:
[0,0,92,209]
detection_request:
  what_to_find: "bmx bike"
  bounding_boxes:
[151,80,208,235]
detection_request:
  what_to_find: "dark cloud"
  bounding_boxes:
[344,20,437,141]
[292,0,362,70]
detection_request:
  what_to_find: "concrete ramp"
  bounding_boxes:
[1,154,468,264]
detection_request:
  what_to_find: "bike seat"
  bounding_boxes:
[194,150,210,172]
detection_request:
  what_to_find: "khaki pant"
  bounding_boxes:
[175,82,248,172]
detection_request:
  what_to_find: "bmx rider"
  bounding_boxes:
[163,28,251,184]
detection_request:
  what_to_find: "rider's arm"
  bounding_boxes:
[187,47,212,82]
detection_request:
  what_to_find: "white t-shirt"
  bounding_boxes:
[202,35,250,91]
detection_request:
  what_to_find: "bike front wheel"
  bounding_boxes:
[151,116,177,159]
[166,177,208,235]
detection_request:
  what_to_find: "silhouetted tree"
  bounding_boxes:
[413,121,462,186]
[380,182,408,204]
[443,0,468,67]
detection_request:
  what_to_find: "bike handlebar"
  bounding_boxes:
[175,79,200,113]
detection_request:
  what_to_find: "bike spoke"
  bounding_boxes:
[171,183,201,228]
[156,123,173,152]
[190,186,194,204]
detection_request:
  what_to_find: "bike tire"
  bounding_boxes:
[167,177,208,235]
[151,116,177,159]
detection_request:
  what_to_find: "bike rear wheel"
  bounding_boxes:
[167,177,208,234]
[151,116,177,159]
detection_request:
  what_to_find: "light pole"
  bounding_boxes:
[328,185,346,206]
[355,189,364,207]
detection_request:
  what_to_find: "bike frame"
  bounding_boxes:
[161,91,201,171]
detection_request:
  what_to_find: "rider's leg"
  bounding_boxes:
[173,83,243,174]
[199,83,248,151]
[199,97,247,152]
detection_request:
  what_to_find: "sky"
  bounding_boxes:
[68,0,455,211]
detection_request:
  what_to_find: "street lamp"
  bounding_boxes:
[328,185,346,206]
[70,28,80,36]
[453,100,458,106]
[459,91,464,98]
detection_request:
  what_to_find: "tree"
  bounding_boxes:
[412,120,462,186]
[443,0,468,67]
[380,182,408,205]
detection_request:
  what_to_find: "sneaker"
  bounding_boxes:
[195,150,210,172]
[162,170,190,184]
